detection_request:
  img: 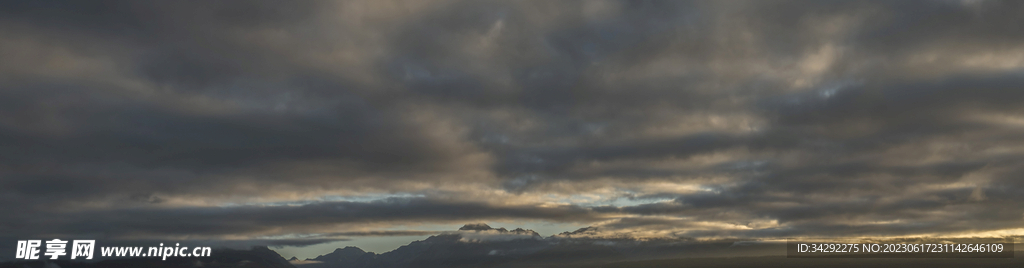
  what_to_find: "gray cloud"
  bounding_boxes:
[2,0,1024,245]
[0,198,599,242]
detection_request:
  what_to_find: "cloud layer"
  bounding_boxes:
[2,0,1024,247]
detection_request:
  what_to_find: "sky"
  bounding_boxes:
[2,0,1024,261]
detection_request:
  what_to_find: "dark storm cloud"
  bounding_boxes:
[0,0,490,212]
[2,0,1024,243]
[496,133,743,179]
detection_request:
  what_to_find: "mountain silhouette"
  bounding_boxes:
[291,223,778,268]
[1,246,294,268]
